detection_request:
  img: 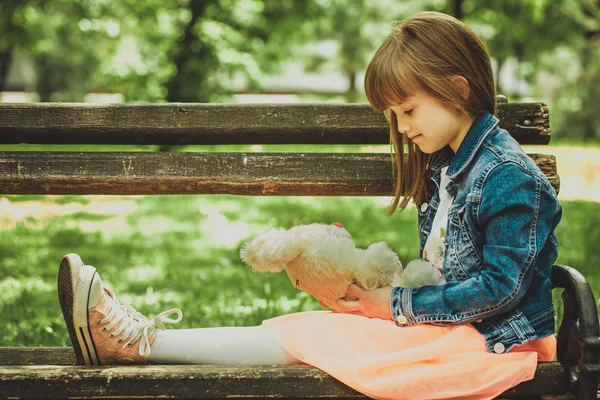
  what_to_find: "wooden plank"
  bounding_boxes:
[0,103,550,145]
[0,360,567,399]
[0,364,366,399]
[0,347,75,366]
[0,152,559,195]
[497,102,550,145]
[501,362,569,397]
[0,348,569,398]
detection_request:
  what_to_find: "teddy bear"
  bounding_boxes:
[240,222,444,308]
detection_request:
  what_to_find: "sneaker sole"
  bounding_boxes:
[58,254,100,366]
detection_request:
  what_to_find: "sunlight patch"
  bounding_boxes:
[202,296,301,316]
[199,203,252,247]
[0,197,137,229]
[121,287,184,307]
[273,296,302,313]
[66,217,131,234]
[0,277,52,306]
[137,216,190,235]
[124,265,164,281]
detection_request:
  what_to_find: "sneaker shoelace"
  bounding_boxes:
[99,290,183,357]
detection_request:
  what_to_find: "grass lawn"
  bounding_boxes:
[1,195,598,347]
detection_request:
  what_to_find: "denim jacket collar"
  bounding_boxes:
[426,111,499,196]
[427,146,453,193]
[430,146,453,174]
[446,110,499,180]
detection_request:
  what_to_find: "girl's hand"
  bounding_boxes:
[320,301,335,310]
[334,284,393,320]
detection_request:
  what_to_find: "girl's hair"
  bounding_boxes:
[364,11,496,214]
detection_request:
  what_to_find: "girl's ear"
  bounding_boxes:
[451,75,470,101]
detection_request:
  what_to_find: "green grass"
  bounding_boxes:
[0,195,597,346]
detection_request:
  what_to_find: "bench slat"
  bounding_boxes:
[0,347,76,366]
[1,364,366,399]
[0,103,549,145]
[0,152,559,195]
[0,352,568,399]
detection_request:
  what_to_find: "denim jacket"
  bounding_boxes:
[390,110,562,354]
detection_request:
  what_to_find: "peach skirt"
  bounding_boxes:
[262,311,556,400]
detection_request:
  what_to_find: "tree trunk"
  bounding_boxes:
[496,57,505,97]
[37,54,55,102]
[513,42,525,99]
[162,0,218,151]
[580,2,599,140]
[452,0,463,20]
[345,70,358,103]
[166,0,217,103]
[0,49,13,93]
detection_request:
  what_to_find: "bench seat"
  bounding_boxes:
[0,348,568,399]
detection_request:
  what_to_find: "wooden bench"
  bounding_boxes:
[0,100,598,399]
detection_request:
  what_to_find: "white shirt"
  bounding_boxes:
[423,166,453,277]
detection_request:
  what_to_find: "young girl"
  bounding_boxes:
[57,11,562,400]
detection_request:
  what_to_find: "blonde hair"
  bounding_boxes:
[364,11,496,214]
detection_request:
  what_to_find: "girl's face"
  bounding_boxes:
[386,92,474,154]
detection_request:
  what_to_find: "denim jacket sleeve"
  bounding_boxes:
[390,161,558,326]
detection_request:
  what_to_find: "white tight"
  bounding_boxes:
[148,326,298,365]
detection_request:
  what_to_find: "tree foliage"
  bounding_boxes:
[456,0,599,141]
[0,0,598,140]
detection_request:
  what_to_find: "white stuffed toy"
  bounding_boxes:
[240,222,443,308]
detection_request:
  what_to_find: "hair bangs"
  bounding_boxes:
[365,38,421,112]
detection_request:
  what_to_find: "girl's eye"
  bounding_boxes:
[403,109,413,116]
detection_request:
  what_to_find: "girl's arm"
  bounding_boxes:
[338,161,561,325]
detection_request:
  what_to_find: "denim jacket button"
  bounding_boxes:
[420,203,428,213]
[396,315,408,325]
[493,343,506,354]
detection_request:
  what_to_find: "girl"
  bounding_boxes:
[57,11,562,400]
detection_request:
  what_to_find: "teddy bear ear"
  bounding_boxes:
[239,228,300,273]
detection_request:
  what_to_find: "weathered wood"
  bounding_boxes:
[497,102,550,144]
[0,364,366,399]
[0,354,567,399]
[0,364,565,399]
[0,103,550,145]
[501,362,568,397]
[0,347,75,366]
[0,152,559,195]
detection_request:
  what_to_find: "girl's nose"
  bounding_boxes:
[397,122,411,134]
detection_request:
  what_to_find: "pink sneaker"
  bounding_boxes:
[58,253,182,365]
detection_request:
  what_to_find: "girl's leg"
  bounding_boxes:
[58,253,297,366]
[149,326,296,365]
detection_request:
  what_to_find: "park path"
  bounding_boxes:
[523,145,600,202]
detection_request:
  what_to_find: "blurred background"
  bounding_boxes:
[1,0,598,346]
